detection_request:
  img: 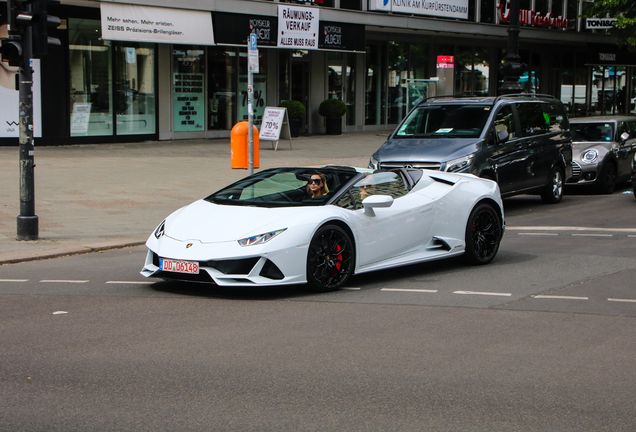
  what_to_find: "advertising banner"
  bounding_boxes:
[213,12,277,47]
[277,5,319,50]
[368,0,468,20]
[173,73,205,132]
[0,59,42,139]
[100,3,214,45]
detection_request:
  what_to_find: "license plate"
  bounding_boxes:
[160,258,199,274]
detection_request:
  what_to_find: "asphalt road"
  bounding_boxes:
[1,187,635,431]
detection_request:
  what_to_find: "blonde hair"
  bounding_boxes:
[307,173,329,196]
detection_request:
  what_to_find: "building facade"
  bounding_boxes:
[1,0,634,146]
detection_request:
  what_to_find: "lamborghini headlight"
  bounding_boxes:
[238,228,287,247]
[444,154,474,173]
[154,220,166,239]
[581,149,599,164]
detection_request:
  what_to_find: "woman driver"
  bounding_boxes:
[307,173,329,198]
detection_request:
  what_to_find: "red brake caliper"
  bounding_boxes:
[333,244,342,275]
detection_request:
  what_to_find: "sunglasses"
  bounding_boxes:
[308,179,322,185]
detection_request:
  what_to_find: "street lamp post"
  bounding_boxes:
[498,0,527,95]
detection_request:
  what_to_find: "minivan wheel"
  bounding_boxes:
[541,166,564,204]
[597,162,616,195]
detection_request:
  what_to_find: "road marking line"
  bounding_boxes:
[53,311,68,315]
[507,226,636,233]
[572,234,613,237]
[106,281,154,285]
[382,288,438,293]
[518,233,558,236]
[0,279,28,282]
[608,298,636,303]
[40,280,89,283]
[533,295,588,300]
[342,287,361,290]
[628,235,636,238]
[453,290,511,297]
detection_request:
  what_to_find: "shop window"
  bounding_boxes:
[480,0,496,23]
[365,42,387,126]
[567,0,579,20]
[552,0,564,16]
[209,48,237,131]
[534,0,548,14]
[173,46,205,132]
[340,0,361,10]
[239,49,267,127]
[455,46,473,96]
[345,54,356,126]
[69,19,113,137]
[69,18,156,138]
[388,41,408,124]
[115,44,156,136]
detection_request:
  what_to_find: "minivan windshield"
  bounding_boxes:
[395,105,492,138]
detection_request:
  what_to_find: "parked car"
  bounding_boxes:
[369,94,573,203]
[141,166,504,292]
[568,116,636,194]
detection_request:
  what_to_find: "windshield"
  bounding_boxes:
[395,105,492,138]
[205,168,359,207]
[572,122,614,142]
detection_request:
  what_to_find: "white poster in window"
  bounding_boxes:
[100,3,215,45]
[277,5,319,50]
[0,57,42,139]
[239,75,266,127]
[70,103,92,135]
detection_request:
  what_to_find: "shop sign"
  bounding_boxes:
[100,3,214,45]
[498,3,568,29]
[586,18,617,29]
[277,5,320,50]
[318,21,365,52]
[436,55,454,68]
[369,0,469,20]
[213,12,277,47]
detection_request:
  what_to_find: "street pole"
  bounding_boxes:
[247,33,258,176]
[16,14,38,240]
[498,0,527,95]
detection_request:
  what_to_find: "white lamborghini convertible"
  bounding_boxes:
[141,166,504,291]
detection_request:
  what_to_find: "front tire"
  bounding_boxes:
[541,166,564,204]
[307,224,355,292]
[464,203,502,265]
[597,162,616,194]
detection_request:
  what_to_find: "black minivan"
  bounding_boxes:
[369,94,573,203]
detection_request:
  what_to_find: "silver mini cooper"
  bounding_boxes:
[569,116,636,194]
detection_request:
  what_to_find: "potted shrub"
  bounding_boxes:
[279,100,305,137]
[319,98,347,135]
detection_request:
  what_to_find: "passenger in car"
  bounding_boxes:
[307,174,329,198]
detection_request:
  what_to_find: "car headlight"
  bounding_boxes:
[238,228,287,247]
[444,154,474,173]
[154,220,166,239]
[369,156,379,170]
[581,149,599,164]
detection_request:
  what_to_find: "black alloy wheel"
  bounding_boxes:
[597,162,617,194]
[306,224,355,292]
[541,166,564,204]
[463,203,502,265]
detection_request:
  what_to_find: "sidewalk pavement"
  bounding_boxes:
[0,132,389,264]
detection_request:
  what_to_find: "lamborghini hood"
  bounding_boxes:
[164,200,305,243]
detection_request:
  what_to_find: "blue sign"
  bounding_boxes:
[249,33,257,51]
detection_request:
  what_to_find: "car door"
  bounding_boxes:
[616,121,636,178]
[337,172,434,268]
[488,103,531,194]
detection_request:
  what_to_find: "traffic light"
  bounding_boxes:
[0,39,23,67]
[3,0,61,59]
[30,0,61,58]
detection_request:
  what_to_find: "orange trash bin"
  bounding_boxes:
[230,122,259,169]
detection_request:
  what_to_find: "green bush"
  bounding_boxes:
[279,100,305,120]
[318,99,347,119]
